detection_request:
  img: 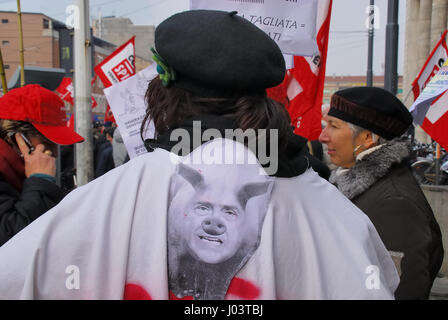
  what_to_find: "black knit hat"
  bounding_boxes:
[328,87,413,140]
[153,10,286,97]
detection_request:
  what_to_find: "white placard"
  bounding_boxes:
[190,0,318,56]
[104,64,158,159]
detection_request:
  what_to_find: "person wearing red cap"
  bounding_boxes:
[0,84,84,246]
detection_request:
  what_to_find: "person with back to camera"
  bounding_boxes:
[319,86,444,299]
[0,84,84,246]
[0,10,400,300]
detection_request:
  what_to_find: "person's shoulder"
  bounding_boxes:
[116,148,178,175]
[272,169,370,222]
[374,163,428,207]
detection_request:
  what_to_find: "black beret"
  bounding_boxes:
[328,87,413,140]
[154,10,286,97]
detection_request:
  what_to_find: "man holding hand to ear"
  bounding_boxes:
[0,84,84,246]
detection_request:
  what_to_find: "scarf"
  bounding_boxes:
[329,137,412,200]
[0,138,26,191]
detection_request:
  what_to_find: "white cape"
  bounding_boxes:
[0,140,399,299]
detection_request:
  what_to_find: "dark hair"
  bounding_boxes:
[140,77,292,147]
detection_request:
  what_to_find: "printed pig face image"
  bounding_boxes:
[176,163,269,264]
[167,139,274,299]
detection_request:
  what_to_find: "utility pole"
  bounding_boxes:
[0,48,7,93]
[98,9,102,39]
[384,0,399,94]
[16,0,25,87]
[74,0,94,186]
[367,0,375,87]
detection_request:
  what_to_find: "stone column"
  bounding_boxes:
[430,0,448,48]
[418,0,433,68]
[403,0,420,108]
[416,0,433,143]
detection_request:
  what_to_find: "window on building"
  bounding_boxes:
[2,40,9,46]
[1,19,8,24]
[62,47,70,60]
[4,65,9,70]
[43,19,49,29]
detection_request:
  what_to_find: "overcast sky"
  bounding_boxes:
[0,0,406,76]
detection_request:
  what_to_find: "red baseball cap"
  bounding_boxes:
[0,84,84,145]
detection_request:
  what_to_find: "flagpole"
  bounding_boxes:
[74,0,94,185]
[384,0,399,94]
[435,143,441,185]
[16,0,25,87]
[367,0,374,87]
[0,48,7,94]
[402,87,413,104]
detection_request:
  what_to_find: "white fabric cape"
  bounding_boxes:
[0,143,399,299]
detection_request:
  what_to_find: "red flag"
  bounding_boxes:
[411,30,448,100]
[268,0,332,141]
[410,56,448,150]
[94,37,136,123]
[91,75,98,109]
[55,77,74,105]
[56,77,98,108]
[409,31,448,150]
[421,89,448,150]
[104,104,116,124]
[94,37,136,88]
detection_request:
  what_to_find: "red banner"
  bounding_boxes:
[94,37,136,123]
[421,89,448,151]
[94,37,136,89]
[55,77,98,109]
[412,30,448,100]
[268,0,332,141]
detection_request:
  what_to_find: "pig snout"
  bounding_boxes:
[202,218,226,236]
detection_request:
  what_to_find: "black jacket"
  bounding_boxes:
[94,141,115,178]
[330,138,444,299]
[0,174,64,246]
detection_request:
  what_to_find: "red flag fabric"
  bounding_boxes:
[94,36,136,89]
[411,30,448,100]
[268,0,332,141]
[104,104,116,124]
[409,31,448,150]
[91,75,98,109]
[55,77,98,108]
[421,89,448,150]
[94,37,136,123]
[55,77,74,105]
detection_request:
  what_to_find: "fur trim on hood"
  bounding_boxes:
[329,137,411,200]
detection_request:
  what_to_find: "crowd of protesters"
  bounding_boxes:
[0,9,444,300]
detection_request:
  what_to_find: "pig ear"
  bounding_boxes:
[237,181,273,209]
[177,163,204,190]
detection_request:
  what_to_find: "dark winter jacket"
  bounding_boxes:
[143,114,330,179]
[0,138,64,246]
[330,138,444,300]
[94,141,115,178]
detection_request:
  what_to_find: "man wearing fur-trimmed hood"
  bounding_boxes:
[319,86,444,300]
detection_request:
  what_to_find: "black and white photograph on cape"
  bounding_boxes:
[167,139,274,299]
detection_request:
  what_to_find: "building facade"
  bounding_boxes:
[92,16,154,67]
[0,11,152,119]
[0,11,61,81]
[323,75,403,106]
